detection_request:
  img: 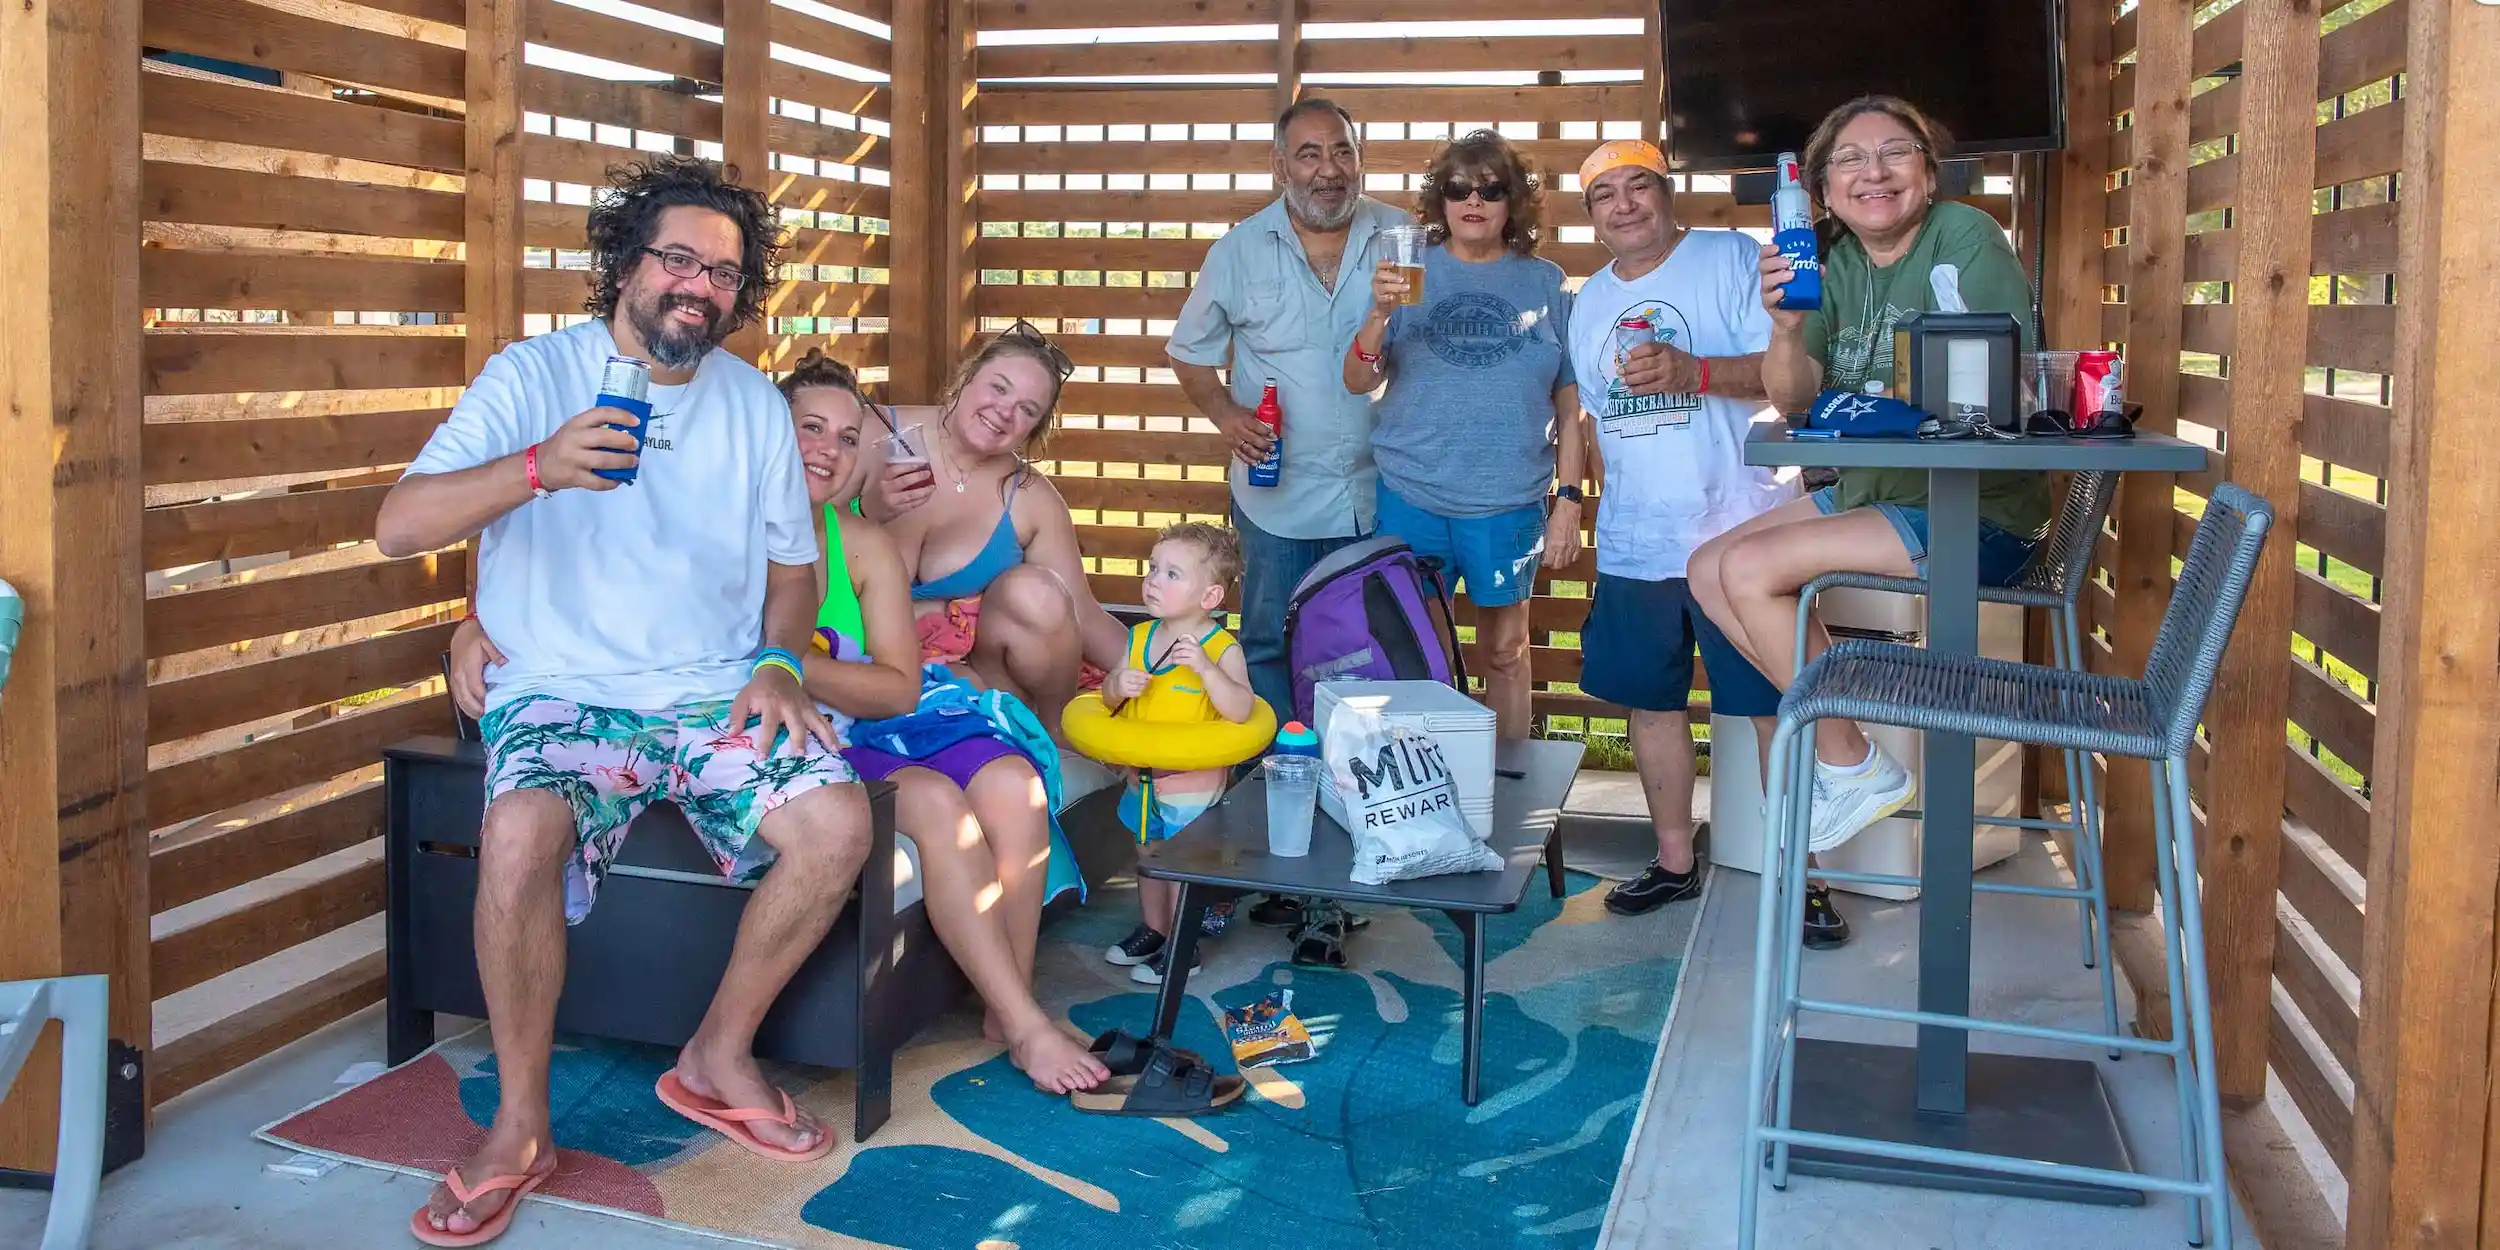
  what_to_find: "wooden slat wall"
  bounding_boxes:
[134,0,893,1102]
[519,0,893,377]
[969,1,2012,734]
[2092,0,2410,1216]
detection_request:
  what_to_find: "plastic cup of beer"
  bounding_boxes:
[1262,755,1321,857]
[1380,225,1429,307]
[884,422,935,492]
[2022,351,2080,423]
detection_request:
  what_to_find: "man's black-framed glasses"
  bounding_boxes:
[1002,318,1077,381]
[640,246,748,291]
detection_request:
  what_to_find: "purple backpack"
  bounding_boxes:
[1282,536,1469,725]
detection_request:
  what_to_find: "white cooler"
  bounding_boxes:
[1314,679,1497,834]
[1704,590,2028,900]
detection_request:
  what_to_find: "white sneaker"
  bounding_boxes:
[1810,744,1916,853]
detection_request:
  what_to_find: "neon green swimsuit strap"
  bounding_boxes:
[817,501,866,646]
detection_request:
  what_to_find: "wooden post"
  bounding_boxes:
[0,0,150,1174]
[2197,0,2318,1107]
[2346,1,2500,1245]
[1274,0,1302,120]
[2103,0,2194,914]
[465,0,524,375]
[1640,0,1665,147]
[889,0,975,403]
[721,0,768,365]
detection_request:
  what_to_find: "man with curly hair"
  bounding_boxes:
[379,157,870,1246]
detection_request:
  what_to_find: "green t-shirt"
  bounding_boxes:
[1803,201,2051,540]
[817,499,865,647]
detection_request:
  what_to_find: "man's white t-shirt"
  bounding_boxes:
[404,319,816,713]
[1570,229,1798,581]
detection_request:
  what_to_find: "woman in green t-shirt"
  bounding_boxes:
[1689,95,2049,856]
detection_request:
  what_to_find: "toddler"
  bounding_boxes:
[1099,522,1254,986]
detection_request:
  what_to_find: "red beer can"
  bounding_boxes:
[2073,350,2124,416]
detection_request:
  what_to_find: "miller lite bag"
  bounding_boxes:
[1322,701,1501,885]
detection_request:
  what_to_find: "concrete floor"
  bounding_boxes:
[5,780,2259,1250]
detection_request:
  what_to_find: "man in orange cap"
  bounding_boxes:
[1564,139,1848,949]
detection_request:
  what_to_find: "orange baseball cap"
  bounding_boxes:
[1578,139,1672,190]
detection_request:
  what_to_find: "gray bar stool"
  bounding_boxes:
[1743,483,2272,1250]
[1790,470,2124,1049]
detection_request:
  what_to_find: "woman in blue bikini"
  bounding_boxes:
[448,348,1113,1096]
[858,322,1132,727]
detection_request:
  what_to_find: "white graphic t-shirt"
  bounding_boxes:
[404,318,816,713]
[1569,229,1798,580]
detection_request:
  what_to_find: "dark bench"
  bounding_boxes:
[383,735,1130,1143]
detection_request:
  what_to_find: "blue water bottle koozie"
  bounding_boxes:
[1771,152,1822,312]
[594,355,652,483]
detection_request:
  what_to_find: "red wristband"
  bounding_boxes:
[1697,357,1711,395]
[525,443,546,494]
[1355,343,1382,364]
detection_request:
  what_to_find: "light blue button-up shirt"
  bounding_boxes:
[1166,195,1409,541]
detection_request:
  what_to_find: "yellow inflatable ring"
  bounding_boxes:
[1060,691,1278,771]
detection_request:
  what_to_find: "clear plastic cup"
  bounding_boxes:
[1379,225,1429,307]
[884,421,934,492]
[2022,351,2080,422]
[1262,755,1321,857]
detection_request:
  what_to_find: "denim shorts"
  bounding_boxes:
[1579,574,1784,718]
[1810,487,2037,587]
[1374,481,1546,608]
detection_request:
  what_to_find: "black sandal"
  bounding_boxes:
[1069,1045,1246,1117]
[1086,1029,1198,1078]
[1289,906,1352,969]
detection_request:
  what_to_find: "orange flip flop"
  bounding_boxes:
[654,1071,837,1162]
[408,1160,557,1247]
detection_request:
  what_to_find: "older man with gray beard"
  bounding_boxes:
[1166,97,1407,724]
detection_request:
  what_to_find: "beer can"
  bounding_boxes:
[2073,350,2123,416]
[599,355,651,404]
[1613,316,1656,367]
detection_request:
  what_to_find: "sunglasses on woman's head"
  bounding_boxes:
[1440,179,1510,204]
[1001,318,1076,381]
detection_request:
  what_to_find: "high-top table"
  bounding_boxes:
[1744,425,2207,1202]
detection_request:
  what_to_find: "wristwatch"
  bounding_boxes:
[1552,484,1585,505]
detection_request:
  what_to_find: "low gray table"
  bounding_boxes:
[1745,425,2207,1201]
[1136,736,1584,1105]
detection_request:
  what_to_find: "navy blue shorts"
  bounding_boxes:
[1579,574,1784,717]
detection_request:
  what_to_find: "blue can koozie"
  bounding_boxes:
[593,355,651,483]
[1771,152,1822,312]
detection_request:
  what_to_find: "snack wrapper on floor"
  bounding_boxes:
[1224,989,1316,1069]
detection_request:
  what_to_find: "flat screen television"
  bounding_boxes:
[1657,0,2065,171]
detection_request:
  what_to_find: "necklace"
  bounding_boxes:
[934,413,971,493]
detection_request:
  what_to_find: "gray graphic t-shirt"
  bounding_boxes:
[1369,245,1575,517]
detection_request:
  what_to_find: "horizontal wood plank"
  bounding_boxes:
[143,0,465,99]
[148,695,451,829]
[2298,478,2387,571]
[977,283,1195,320]
[763,168,893,220]
[144,409,446,486]
[525,0,722,82]
[147,551,469,658]
[144,249,465,314]
[149,623,457,746]
[768,3,890,71]
[143,484,393,570]
[2288,655,2377,774]
[150,786,383,914]
[2284,742,2370,872]
[2270,998,2353,1168]
[143,330,466,395]
[2274,917,2359,1072]
[1050,429,1228,464]
[142,162,463,241]
[2277,822,2363,971]
[143,71,464,172]
[765,61,890,123]
[152,858,383,998]
[522,65,721,139]
[2292,567,2381,683]
[764,280,890,320]
[151,951,386,1106]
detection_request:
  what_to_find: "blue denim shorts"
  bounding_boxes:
[1579,574,1785,717]
[1810,487,2036,587]
[1374,482,1546,608]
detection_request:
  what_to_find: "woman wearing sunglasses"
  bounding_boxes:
[1687,95,2049,855]
[859,323,1130,724]
[1341,129,1585,738]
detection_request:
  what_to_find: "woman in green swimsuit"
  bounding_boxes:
[448,350,1110,1096]
[1688,95,2053,857]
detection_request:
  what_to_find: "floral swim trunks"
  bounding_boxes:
[478,694,858,924]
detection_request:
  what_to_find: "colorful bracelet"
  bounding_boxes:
[1696,357,1712,395]
[525,443,548,496]
[1354,342,1382,364]
[753,647,803,682]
